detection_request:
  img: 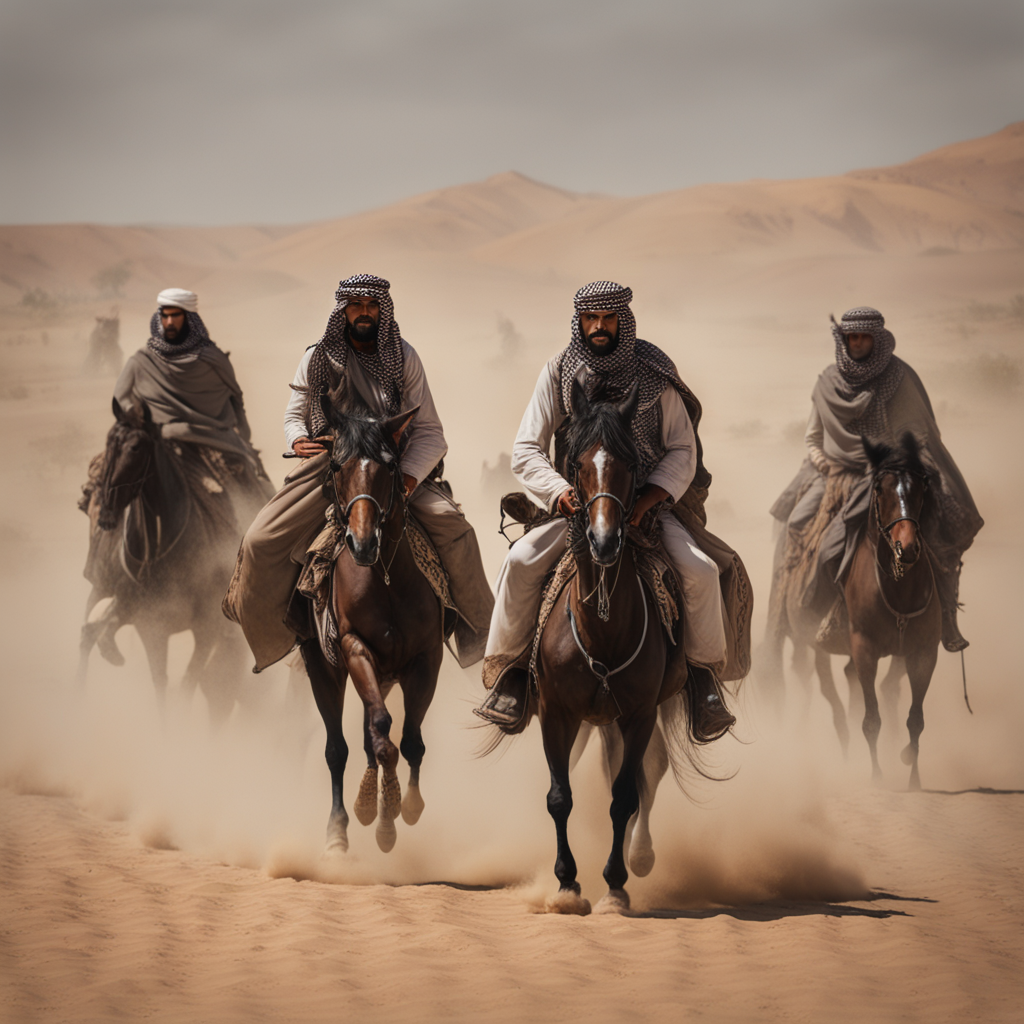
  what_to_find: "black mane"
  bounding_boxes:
[564,387,640,471]
[863,431,928,478]
[322,385,397,466]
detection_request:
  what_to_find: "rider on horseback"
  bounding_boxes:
[223,274,494,673]
[80,288,272,662]
[768,306,983,654]
[475,281,750,742]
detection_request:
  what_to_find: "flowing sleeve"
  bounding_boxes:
[399,342,448,486]
[284,348,314,450]
[805,404,829,473]
[646,387,696,502]
[511,359,570,512]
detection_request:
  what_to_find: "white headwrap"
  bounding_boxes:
[156,288,199,313]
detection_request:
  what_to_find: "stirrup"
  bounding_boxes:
[474,668,528,727]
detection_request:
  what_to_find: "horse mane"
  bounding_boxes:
[863,431,927,478]
[321,375,398,467]
[563,381,640,471]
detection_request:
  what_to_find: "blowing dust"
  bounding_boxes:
[0,263,1021,914]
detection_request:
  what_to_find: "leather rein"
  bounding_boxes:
[871,469,934,651]
[567,458,650,689]
[328,455,407,586]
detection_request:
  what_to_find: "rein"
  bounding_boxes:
[567,571,650,720]
[328,457,407,586]
[871,469,934,654]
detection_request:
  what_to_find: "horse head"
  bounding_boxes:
[98,399,159,531]
[566,378,640,567]
[863,431,930,573]
[321,380,417,567]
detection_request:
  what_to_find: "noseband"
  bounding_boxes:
[873,470,928,581]
[328,456,405,584]
[571,459,637,621]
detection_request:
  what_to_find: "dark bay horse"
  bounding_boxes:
[847,433,941,789]
[522,381,698,915]
[299,389,443,855]
[79,399,247,724]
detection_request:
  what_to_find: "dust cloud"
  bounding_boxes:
[1,151,1023,924]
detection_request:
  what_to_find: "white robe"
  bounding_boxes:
[484,357,728,669]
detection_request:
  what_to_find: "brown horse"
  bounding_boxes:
[298,388,443,854]
[847,433,941,789]
[79,399,247,723]
[520,381,699,915]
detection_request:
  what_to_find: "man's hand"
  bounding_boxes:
[556,488,580,518]
[629,484,670,527]
[292,436,332,458]
[402,473,418,497]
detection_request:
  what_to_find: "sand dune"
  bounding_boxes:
[1,122,1023,1022]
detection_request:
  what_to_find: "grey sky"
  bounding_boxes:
[2,0,1021,225]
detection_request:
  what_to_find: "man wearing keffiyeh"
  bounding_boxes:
[767,306,983,653]
[475,281,752,741]
[79,288,273,664]
[224,274,494,673]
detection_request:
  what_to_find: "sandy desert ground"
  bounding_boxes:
[1,122,1023,1022]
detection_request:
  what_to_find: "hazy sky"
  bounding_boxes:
[2,0,1021,225]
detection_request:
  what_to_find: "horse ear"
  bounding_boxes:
[384,405,419,446]
[138,400,154,427]
[617,382,640,425]
[862,436,890,468]
[570,374,590,421]
[900,431,919,458]
[112,397,128,424]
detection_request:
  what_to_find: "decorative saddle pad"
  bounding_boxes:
[295,506,457,665]
[527,530,684,686]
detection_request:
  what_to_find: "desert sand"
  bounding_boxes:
[1,122,1022,1023]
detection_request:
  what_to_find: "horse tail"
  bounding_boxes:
[657,692,736,792]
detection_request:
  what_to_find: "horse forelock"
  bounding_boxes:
[565,401,639,473]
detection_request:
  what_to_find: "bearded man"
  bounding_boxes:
[475,281,752,741]
[80,288,273,660]
[224,274,493,672]
[767,306,982,653]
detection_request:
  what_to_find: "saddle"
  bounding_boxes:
[496,492,685,708]
[290,505,459,666]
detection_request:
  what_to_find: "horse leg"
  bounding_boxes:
[300,639,350,853]
[628,721,668,878]
[850,634,882,782]
[814,647,849,757]
[341,634,401,853]
[542,708,590,915]
[354,705,379,827]
[881,656,905,725]
[901,647,938,791]
[398,647,442,826]
[77,587,104,685]
[135,621,170,714]
[596,710,657,914]
[844,658,864,723]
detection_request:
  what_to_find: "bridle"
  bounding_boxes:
[871,467,934,653]
[570,453,637,622]
[872,468,928,581]
[328,454,406,585]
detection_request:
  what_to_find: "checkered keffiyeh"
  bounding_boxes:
[303,274,406,438]
[558,281,685,477]
[147,308,212,360]
[830,306,904,439]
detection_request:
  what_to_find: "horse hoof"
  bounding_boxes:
[545,889,591,916]
[629,844,655,878]
[401,783,424,825]
[900,744,916,766]
[375,816,397,853]
[594,889,632,915]
[379,773,402,823]
[354,768,378,826]
[325,814,349,854]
